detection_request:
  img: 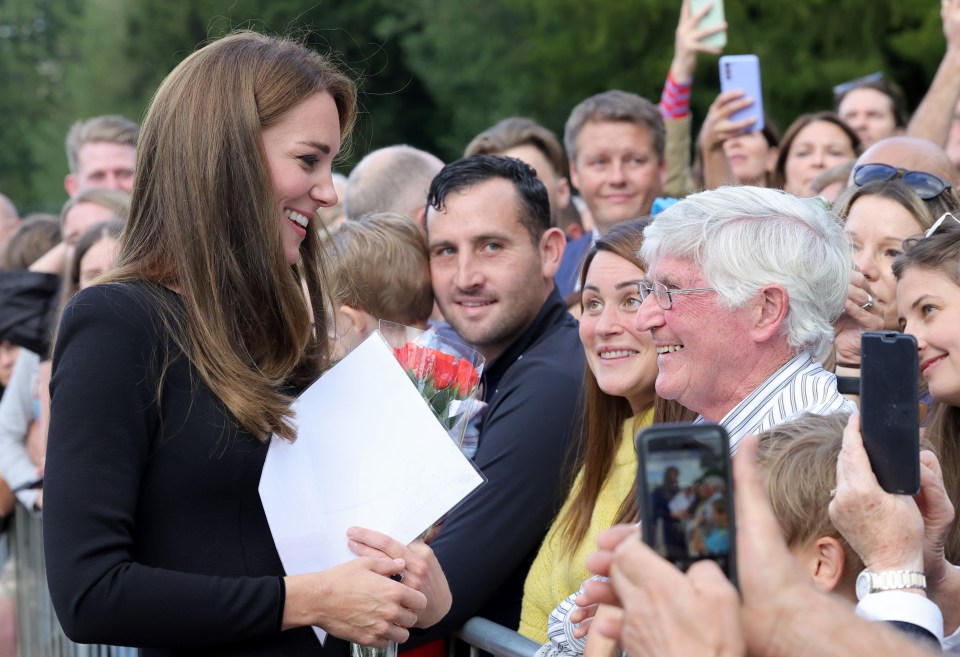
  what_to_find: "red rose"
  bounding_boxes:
[433,357,457,390]
[411,346,436,381]
[454,358,480,397]
[393,345,415,370]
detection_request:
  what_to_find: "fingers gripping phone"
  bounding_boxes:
[637,423,737,585]
[691,0,727,49]
[719,54,764,132]
[860,331,920,495]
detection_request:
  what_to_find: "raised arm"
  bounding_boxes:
[907,0,960,147]
[661,0,726,197]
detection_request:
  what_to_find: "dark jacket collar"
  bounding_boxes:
[481,286,571,403]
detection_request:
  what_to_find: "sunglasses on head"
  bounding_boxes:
[925,212,960,239]
[852,163,952,200]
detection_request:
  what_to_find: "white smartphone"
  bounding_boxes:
[719,54,764,132]
[691,0,727,49]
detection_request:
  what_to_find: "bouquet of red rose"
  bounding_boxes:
[379,321,485,450]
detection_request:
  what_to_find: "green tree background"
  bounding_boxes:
[0,0,946,212]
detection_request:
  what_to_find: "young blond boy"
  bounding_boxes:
[322,212,433,358]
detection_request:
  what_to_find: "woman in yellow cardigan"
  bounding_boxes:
[518,219,691,646]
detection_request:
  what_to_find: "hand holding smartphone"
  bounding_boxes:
[637,423,737,585]
[690,0,727,49]
[719,54,764,132]
[859,331,920,495]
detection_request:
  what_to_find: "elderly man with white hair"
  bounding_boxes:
[636,186,857,448]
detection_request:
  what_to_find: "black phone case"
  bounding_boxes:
[860,331,920,495]
[636,422,737,587]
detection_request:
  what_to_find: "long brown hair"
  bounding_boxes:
[103,31,357,443]
[893,225,960,561]
[555,219,694,556]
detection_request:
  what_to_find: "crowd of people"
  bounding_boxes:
[0,1,960,656]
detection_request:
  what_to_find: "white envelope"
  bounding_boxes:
[259,331,485,644]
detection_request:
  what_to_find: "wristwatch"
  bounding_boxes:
[855,569,926,600]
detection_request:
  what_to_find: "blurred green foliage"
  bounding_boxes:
[0,0,945,212]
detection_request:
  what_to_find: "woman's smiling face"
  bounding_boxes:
[898,266,960,406]
[579,250,658,414]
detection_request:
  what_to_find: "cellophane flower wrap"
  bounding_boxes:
[379,320,485,452]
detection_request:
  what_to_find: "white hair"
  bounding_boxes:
[641,186,851,355]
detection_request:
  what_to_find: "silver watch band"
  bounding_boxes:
[869,570,926,592]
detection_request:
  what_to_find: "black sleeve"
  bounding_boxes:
[0,270,61,355]
[43,286,284,649]
[404,352,583,646]
[884,621,942,651]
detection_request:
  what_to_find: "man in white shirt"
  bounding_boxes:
[631,186,948,647]
[635,185,857,448]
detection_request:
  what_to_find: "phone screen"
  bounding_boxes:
[860,331,920,494]
[637,424,735,582]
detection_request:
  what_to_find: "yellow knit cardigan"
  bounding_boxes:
[518,409,653,642]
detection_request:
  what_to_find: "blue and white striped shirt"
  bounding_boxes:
[695,351,857,452]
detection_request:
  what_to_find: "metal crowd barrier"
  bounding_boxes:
[9,501,535,657]
[10,503,135,657]
[452,618,540,657]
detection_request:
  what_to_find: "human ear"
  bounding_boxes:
[341,306,378,340]
[751,285,789,343]
[330,305,374,359]
[540,227,567,279]
[64,174,79,198]
[809,536,846,594]
[413,205,428,230]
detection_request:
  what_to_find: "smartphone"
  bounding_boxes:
[637,423,736,585]
[719,54,764,132]
[860,331,920,495]
[691,0,726,49]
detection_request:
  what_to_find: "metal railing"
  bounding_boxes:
[10,504,135,657]
[452,618,540,657]
[10,501,537,657]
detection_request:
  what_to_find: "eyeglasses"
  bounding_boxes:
[925,211,960,238]
[853,163,952,201]
[637,281,716,310]
[832,71,884,99]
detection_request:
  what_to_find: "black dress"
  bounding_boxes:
[43,282,345,657]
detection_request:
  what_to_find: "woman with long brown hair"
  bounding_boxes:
[43,32,450,656]
[518,219,691,648]
[895,222,960,635]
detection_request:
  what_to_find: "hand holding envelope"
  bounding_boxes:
[260,332,485,643]
[347,527,453,629]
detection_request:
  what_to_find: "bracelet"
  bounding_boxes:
[836,362,860,369]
